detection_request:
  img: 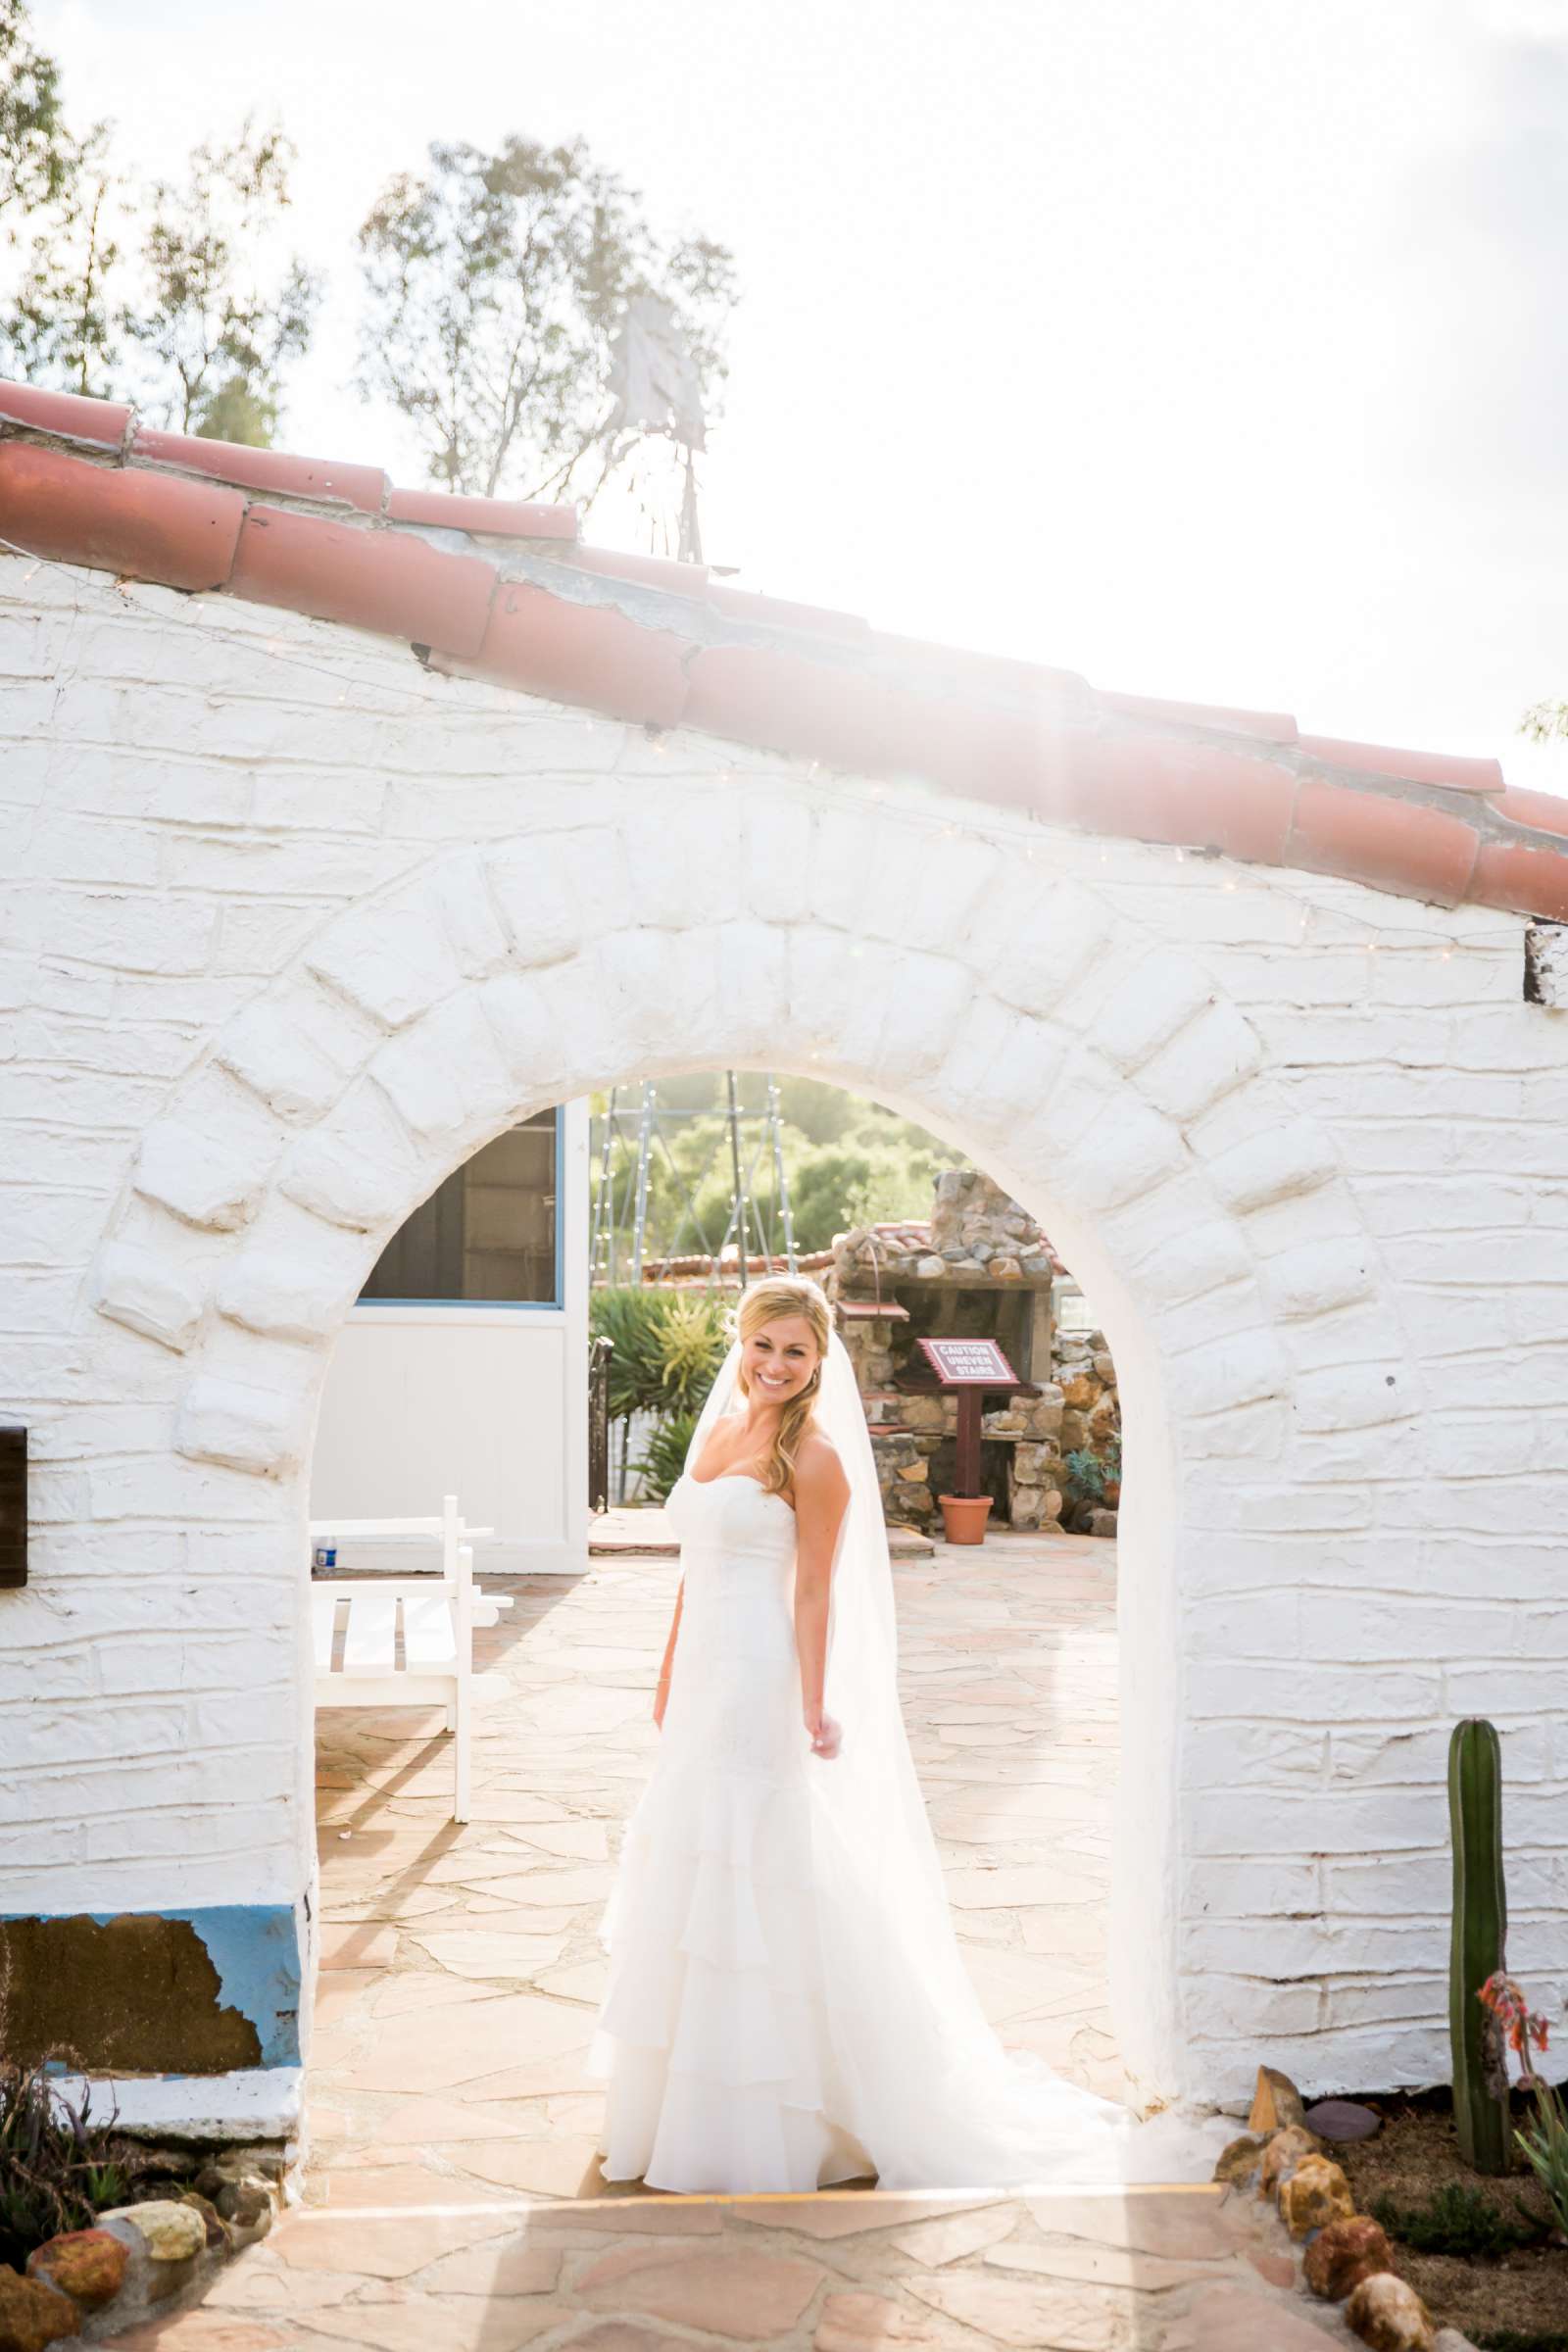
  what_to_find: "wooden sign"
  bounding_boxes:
[914,1341,1017,1512]
[916,1336,1018,1388]
[0,1425,25,1589]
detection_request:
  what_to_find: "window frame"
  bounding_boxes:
[350,1108,565,1319]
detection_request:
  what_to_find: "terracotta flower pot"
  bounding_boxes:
[938,1494,993,1545]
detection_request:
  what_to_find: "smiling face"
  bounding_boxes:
[739,1311,823,1407]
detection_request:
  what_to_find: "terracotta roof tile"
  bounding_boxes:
[131,425,387,513]
[1287,778,1480,905]
[436,576,689,727]
[707,582,870,640]
[0,380,130,449]
[229,505,496,657]
[567,544,710,598]
[1299,733,1503,795]
[1491,785,1568,842]
[871,634,1090,710]
[1096,689,1298,743]
[0,439,242,591]
[1469,840,1568,922]
[0,374,1558,923]
[1055,734,1297,866]
[683,641,1049,809]
[385,485,578,540]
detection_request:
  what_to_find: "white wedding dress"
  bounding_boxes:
[586,1348,1141,2194]
[588,1466,876,2191]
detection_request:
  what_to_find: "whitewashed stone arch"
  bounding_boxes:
[87,778,1415,2105]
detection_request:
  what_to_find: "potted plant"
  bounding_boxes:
[938,1492,992,1544]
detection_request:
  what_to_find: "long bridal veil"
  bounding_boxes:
[683,1326,1139,2189]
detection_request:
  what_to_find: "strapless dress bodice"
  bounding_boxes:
[660,1469,797,1669]
[664,1469,797,1564]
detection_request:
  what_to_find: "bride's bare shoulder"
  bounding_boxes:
[795,1427,849,1500]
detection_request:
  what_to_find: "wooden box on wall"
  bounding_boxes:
[0,1425,24,1588]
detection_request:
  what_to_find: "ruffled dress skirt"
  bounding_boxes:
[586,1472,876,2192]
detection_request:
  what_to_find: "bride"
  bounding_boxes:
[586,1272,1137,2194]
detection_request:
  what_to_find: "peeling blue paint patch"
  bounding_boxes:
[96,1905,301,2066]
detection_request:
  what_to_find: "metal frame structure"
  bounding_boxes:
[589,1073,799,1289]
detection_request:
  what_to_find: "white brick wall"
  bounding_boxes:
[3,549,1566,2114]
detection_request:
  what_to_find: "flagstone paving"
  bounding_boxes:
[108,1528,1349,2346]
[112,2184,1355,2350]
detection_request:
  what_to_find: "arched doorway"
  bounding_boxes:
[304,1072,1130,2193]
[91,782,1396,2124]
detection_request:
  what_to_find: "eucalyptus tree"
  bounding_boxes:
[356,133,737,504]
[0,0,318,446]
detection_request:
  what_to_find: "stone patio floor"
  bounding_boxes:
[114,1529,1353,2349]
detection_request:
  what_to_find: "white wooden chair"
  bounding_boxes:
[308,1494,511,1823]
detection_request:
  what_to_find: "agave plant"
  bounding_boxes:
[0,2056,138,2271]
[634,1408,701,1503]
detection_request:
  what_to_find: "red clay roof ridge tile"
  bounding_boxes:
[0,373,1558,922]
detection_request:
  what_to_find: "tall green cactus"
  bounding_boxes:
[1448,1717,1510,2174]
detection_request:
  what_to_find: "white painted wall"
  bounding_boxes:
[4,549,1567,2115]
[309,1101,589,1572]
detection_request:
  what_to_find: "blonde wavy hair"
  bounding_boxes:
[732,1275,832,1498]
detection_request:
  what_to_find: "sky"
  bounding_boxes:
[31,0,1568,793]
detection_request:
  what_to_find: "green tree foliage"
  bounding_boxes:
[0,0,122,397]
[0,3,317,438]
[594,1076,965,1269]
[3,119,120,396]
[588,1286,729,1423]
[356,134,737,502]
[633,1408,701,1505]
[1521,700,1568,747]
[120,122,319,438]
[0,0,72,219]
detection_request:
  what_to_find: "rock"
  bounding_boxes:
[1304,2215,1393,2300]
[98,2191,205,2267]
[1303,2097,1383,2142]
[1432,2332,1482,2352]
[1088,1508,1118,1539]
[178,2190,230,2250]
[1249,2064,1307,2133]
[1346,2272,1435,2351]
[24,2228,128,2308]
[1212,2132,1267,2186]
[1259,2125,1325,2198]
[213,2178,272,2247]
[1092,1351,1116,1384]
[1012,1443,1055,1484]
[1280,2154,1355,2240]
[914,1255,945,1279]
[990,1255,1021,1278]
[100,2196,206,2279]
[0,2267,78,2351]
[1061,1374,1100,1410]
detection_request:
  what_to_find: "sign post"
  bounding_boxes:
[915,1338,1018,1545]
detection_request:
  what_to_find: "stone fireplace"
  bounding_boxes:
[826,1172,1079,1534]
